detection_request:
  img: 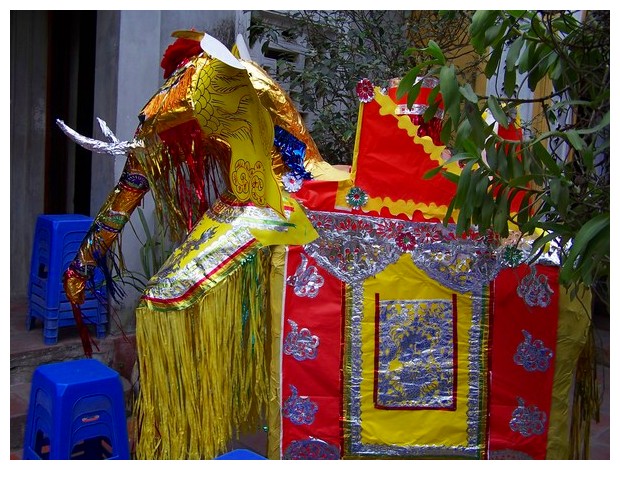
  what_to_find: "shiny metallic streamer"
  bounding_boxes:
[273,125,312,180]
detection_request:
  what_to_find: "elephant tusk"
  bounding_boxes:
[96,117,120,143]
[56,118,143,156]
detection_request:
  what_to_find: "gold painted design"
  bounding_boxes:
[191,58,283,215]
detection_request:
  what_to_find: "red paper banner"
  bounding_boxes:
[353,99,457,210]
[488,264,560,459]
[280,245,344,459]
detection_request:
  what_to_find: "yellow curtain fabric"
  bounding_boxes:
[546,287,592,459]
[267,245,286,459]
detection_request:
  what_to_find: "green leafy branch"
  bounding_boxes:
[399,10,610,307]
[121,207,175,293]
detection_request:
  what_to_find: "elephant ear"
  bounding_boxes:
[190,57,284,217]
[199,32,245,70]
[232,33,252,61]
[163,30,245,79]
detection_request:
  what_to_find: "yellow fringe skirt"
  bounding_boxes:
[133,248,271,459]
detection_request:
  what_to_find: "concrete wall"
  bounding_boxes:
[10,11,49,303]
[90,11,163,332]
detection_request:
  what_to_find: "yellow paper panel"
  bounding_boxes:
[249,197,318,247]
[175,216,232,269]
[359,255,474,449]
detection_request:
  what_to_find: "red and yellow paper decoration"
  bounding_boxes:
[62,28,595,460]
[275,77,593,460]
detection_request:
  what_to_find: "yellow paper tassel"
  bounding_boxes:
[133,247,271,459]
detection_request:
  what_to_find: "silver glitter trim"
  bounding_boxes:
[286,254,325,298]
[395,104,445,119]
[283,437,340,460]
[283,319,320,361]
[509,397,547,437]
[283,385,319,425]
[410,242,502,293]
[205,198,296,233]
[488,449,533,460]
[304,213,402,284]
[517,265,554,308]
[143,225,254,301]
[514,330,553,372]
[304,211,504,291]
[417,76,440,89]
[144,200,300,301]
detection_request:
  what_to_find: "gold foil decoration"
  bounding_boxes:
[64,153,149,303]
[243,60,351,182]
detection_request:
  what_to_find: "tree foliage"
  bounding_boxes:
[399,10,609,307]
[249,10,476,164]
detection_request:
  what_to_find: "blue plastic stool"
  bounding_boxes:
[215,449,267,460]
[23,359,130,460]
[28,214,108,344]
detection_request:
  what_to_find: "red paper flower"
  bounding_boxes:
[161,37,204,79]
[396,231,417,252]
[356,78,375,103]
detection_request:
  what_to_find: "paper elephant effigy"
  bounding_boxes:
[60,31,593,460]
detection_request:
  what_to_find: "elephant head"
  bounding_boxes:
[59,30,346,355]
